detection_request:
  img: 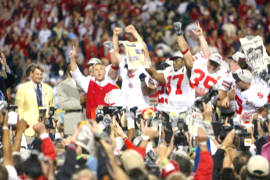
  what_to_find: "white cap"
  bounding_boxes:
[87,58,102,66]
[232,51,246,62]
[247,155,269,177]
[233,69,253,83]
[165,58,173,66]
[169,51,183,60]
[209,53,222,65]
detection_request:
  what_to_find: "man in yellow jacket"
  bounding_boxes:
[15,64,55,142]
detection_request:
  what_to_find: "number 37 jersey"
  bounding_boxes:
[163,66,195,113]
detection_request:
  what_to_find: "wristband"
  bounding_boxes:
[200,141,207,145]
[2,126,8,130]
[182,48,189,55]
[161,158,169,166]
[76,155,83,160]
[111,65,119,70]
[40,133,49,140]
[141,135,149,141]
[98,129,104,135]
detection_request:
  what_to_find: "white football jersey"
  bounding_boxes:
[191,52,227,96]
[156,66,173,112]
[118,60,153,110]
[163,66,195,113]
[233,80,269,117]
[218,71,234,92]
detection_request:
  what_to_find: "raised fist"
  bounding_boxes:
[125,25,136,33]
[113,27,123,35]
[69,46,77,60]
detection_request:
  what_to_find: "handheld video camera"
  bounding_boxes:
[45,107,56,129]
[174,118,188,147]
[194,87,218,112]
[96,106,124,121]
[234,126,252,151]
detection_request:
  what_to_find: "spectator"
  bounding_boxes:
[15,64,55,143]
[57,63,82,136]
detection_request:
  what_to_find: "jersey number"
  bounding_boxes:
[257,92,263,99]
[235,95,243,114]
[193,69,217,89]
[166,74,184,95]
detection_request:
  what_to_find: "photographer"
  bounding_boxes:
[255,115,270,155]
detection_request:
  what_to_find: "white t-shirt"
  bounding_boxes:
[118,60,153,110]
[163,66,195,113]
[191,52,227,95]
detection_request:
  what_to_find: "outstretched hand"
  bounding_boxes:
[191,22,203,37]
[69,45,77,60]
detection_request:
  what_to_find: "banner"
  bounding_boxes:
[240,36,270,73]
[120,40,151,69]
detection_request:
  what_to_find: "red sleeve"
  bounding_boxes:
[194,151,213,180]
[41,137,57,161]
[123,138,146,158]
[124,138,135,149]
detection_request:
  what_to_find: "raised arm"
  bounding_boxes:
[125,25,143,42]
[192,22,211,59]
[12,119,27,152]
[2,110,13,166]
[107,27,123,80]
[145,67,166,84]
[174,22,194,70]
[125,25,152,66]
[69,46,89,93]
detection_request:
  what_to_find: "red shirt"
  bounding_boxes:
[86,80,118,119]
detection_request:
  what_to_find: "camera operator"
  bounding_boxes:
[255,112,270,155]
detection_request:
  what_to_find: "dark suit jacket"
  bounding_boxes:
[0,71,15,101]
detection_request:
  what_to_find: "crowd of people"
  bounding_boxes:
[1,0,270,180]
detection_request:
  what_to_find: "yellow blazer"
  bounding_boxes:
[15,81,55,136]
